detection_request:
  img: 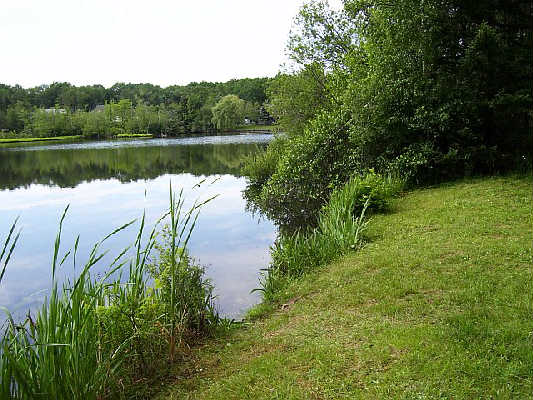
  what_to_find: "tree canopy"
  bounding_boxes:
[211,95,246,131]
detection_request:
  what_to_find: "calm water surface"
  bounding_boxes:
[0,134,275,319]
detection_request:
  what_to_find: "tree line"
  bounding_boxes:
[0,78,272,137]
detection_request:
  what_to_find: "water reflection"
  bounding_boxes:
[0,135,275,319]
[0,134,270,189]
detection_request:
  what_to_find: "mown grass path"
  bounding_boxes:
[157,176,532,399]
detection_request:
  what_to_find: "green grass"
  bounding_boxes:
[259,173,402,303]
[0,135,82,144]
[156,175,533,399]
[116,133,154,138]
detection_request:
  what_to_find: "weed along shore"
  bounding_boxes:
[156,175,532,399]
[0,189,228,399]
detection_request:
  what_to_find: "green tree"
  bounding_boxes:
[211,95,245,131]
[82,109,112,138]
[5,102,30,132]
[242,101,261,123]
[267,64,330,136]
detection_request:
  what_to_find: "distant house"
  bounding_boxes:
[94,104,105,112]
[44,108,66,114]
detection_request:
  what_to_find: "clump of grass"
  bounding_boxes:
[258,172,402,302]
[0,185,220,399]
[1,207,133,399]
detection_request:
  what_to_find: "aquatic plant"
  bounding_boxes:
[0,186,218,399]
[257,172,402,302]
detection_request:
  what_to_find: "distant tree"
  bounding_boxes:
[83,108,112,138]
[162,102,187,135]
[5,102,30,132]
[211,95,245,131]
[0,78,271,135]
[243,101,261,123]
[267,64,329,135]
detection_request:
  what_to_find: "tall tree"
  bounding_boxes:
[211,95,245,131]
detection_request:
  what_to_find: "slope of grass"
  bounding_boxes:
[156,175,532,399]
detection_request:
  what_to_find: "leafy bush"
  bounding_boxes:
[242,135,287,202]
[246,110,361,229]
[148,227,218,336]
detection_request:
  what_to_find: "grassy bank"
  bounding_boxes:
[157,175,532,399]
[0,135,82,144]
[235,125,277,133]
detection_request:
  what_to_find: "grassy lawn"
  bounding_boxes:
[156,175,532,399]
[0,135,82,144]
[116,133,153,138]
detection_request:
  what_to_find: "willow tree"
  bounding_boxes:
[211,95,245,131]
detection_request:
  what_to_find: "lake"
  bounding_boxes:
[0,133,275,320]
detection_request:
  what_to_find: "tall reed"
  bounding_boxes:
[0,185,218,399]
[258,172,403,302]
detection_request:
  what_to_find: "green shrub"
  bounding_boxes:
[242,135,287,203]
[245,110,361,229]
[258,171,402,302]
[148,226,218,336]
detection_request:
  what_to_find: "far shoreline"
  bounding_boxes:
[0,126,276,146]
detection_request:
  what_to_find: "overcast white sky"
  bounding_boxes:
[0,0,342,88]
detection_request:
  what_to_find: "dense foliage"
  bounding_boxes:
[245,0,532,229]
[258,172,402,302]
[211,95,246,131]
[0,78,272,137]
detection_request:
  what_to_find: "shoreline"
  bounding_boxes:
[0,127,276,146]
[155,175,533,399]
[0,135,83,144]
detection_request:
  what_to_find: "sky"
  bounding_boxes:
[0,0,342,88]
